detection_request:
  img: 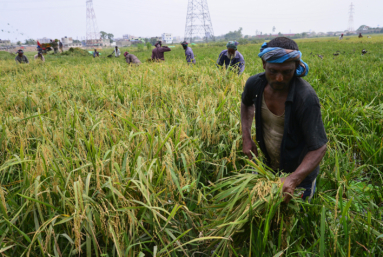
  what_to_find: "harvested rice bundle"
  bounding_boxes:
[203,160,303,255]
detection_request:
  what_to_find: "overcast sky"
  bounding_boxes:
[0,0,382,42]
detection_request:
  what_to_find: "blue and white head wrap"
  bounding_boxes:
[258,42,309,77]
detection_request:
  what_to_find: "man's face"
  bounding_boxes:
[227,48,236,56]
[263,61,297,91]
[18,52,23,57]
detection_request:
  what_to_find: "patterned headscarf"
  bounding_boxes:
[226,41,238,50]
[17,49,24,54]
[124,52,129,57]
[258,42,309,77]
[155,41,162,47]
[181,41,188,46]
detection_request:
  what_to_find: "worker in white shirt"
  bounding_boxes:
[112,46,121,57]
[34,51,45,62]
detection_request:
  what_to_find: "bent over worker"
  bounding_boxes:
[112,46,121,57]
[181,41,196,64]
[93,49,99,58]
[151,41,171,61]
[241,37,327,203]
[34,51,45,62]
[217,41,245,75]
[124,52,141,65]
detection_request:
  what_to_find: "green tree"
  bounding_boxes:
[137,43,144,51]
[150,38,157,46]
[224,27,243,41]
[146,42,152,51]
[17,41,21,46]
[24,39,36,45]
[107,33,114,43]
[100,31,108,39]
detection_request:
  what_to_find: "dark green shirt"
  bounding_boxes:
[15,55,29,64]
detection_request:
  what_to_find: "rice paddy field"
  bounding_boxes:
[0,35,382,256]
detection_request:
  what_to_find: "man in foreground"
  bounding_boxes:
[181,41,196,64]
[241,37,327,203]
[124,51,141,66]
[15,49,29,64]
[151,41,171,61]
[34,51,45,62]
[217,41,245,75]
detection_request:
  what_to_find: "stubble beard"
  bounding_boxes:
[269,82,289,91]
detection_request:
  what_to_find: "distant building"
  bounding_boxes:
[162,33,172,44]
[101,39,111,46]
[0,39,11,46]
[151,36,162,42]
[123,34,136,40]
[37,37,51,43]
[173,36,181,43]
[61,36,83,48]
[116,40,132,47]
[61,36,73,45]
[0,40,12,50]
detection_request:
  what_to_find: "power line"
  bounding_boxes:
[86,0,99,46]
[184,0,214,43]
[348,2,355,32]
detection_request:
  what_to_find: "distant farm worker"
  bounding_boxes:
[124,51,141,66]
[93,49,99,58]
[112,46,121,57]
[15,49,29,64]
[217,41,245,75]
[241,37,327,204]
[181,41,196,64]
[34,51,45,62]
[339,34,344,40]
[151,41,171,61]
[358,33,363,38]
[59,40,63,53]
[52,39,59,54]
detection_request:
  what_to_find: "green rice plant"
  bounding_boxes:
[0,35,382,256]
[201,160,303,256]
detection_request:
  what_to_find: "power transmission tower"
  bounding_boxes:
[86,0,100,46]
[348,2,355,32]
[184,0,215,43]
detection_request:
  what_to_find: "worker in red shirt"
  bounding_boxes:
[151,41,171,61]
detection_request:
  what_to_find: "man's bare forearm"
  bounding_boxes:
[288,144,327,186]
[241,102,254,141]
